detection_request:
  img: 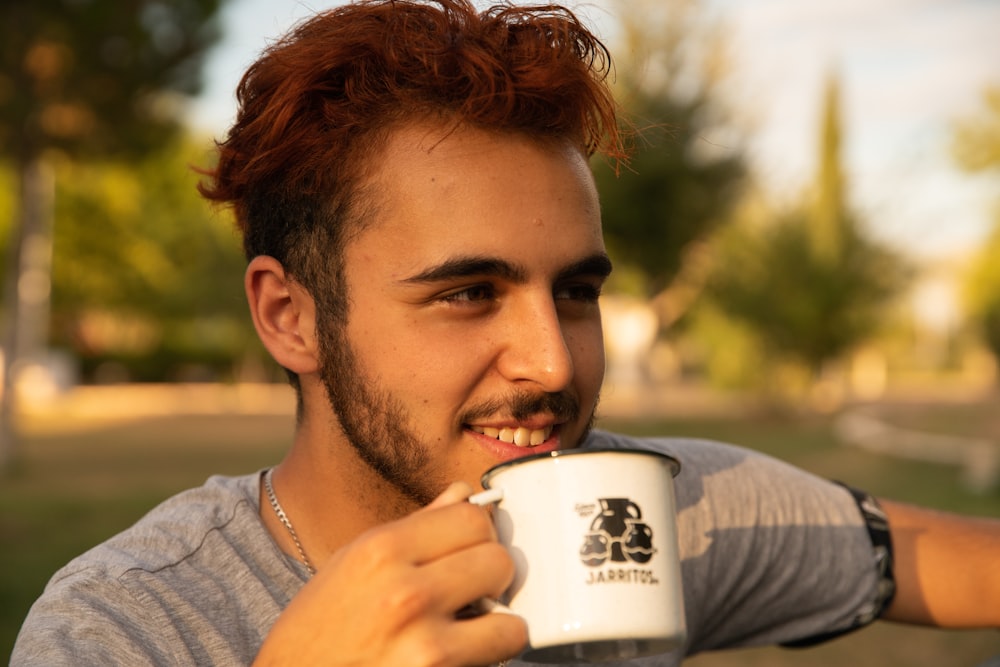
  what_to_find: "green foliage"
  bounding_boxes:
[680,301,767,389]
[952,86,1000,173]
[0,165,12,255]
[594,0,746,299]
[695,73,909,382]
[955,86,1000,366]
[962,214,1000,362]
[0,0,225,162]
[595,109,745,298]
[703,207,910,373]
[811,74,847,263]
[0,0,233,390]
[45,136,261,381]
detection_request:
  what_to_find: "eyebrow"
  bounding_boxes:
[555,253,614,284]
[399,252,613,285]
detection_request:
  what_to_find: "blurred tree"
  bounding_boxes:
[702,74,910,392]
[1,0,225,160]
[593,0,745,313]
[962,223,1000,368]
[953,86,1000,172]
[0,0,227,467]
[954,86,1000,368]
[49,136,259,382]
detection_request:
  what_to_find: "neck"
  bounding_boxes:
[261,414,420,569]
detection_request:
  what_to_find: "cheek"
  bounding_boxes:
[352,319,487,402]
[568,320,606,388]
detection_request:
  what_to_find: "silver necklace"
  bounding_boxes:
[263,468,316,576]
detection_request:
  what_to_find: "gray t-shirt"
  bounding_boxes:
[12,432,882,666]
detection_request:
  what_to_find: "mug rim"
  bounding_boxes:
[480,446,681,489]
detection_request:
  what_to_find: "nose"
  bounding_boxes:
[496,293,574,392]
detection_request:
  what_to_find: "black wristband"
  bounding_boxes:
[840,484,897,619]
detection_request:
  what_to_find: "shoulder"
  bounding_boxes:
[584,429,864,532]
[55,472,264,580]
[582,429,837,512]
[12,473,276,665]
[582,429,753,471]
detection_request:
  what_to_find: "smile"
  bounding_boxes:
[469,425,554,447]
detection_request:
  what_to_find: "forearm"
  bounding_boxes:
[881,498,1000,627]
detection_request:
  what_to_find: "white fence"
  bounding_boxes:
[834,407,1000,494]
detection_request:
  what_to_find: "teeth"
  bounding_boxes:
[470,425,553,447]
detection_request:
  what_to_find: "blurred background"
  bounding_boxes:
[2,0,999,664]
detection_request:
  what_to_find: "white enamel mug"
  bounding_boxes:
[472,447,686,663]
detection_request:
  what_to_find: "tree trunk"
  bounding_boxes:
[0,156,55,470]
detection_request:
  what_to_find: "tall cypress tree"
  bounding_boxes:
[811,73,847,264]
[703,71,910,389]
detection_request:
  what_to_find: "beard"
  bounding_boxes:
[320,333,442,506]
[319,327,596,507]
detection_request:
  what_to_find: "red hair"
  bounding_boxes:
[200,0,623,265]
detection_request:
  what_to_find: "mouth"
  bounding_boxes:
[467,424,555,447]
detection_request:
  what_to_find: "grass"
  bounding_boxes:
[867,397,1000,441]
[2,404,999,664]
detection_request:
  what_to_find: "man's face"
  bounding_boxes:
[320,123,609,504]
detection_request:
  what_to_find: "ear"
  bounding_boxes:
[245,256,320,376]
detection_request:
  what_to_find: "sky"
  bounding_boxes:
[185,0,1000,264]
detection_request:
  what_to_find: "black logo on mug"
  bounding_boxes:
[579,497,656,567]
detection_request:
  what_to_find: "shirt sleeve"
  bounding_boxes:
[11,566,175,666]
[636,436,890,655]
[779,482,896,647]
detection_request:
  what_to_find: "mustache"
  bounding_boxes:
[460,390,580,425]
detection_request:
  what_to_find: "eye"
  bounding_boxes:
[440,283,497,304]
[555,281,603,303]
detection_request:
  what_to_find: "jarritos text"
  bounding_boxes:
[578,497,660,586]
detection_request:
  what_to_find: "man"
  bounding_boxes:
[12,1,1000,665]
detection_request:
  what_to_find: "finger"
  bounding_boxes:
[446,608,529,666]
[380,607,527,667]
[362,500,497,567]
[418,541,516,615]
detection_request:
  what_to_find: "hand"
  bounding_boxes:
[253,482,528,666]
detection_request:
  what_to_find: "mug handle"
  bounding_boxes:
[458,488,518,620]
[468,487,504,506]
